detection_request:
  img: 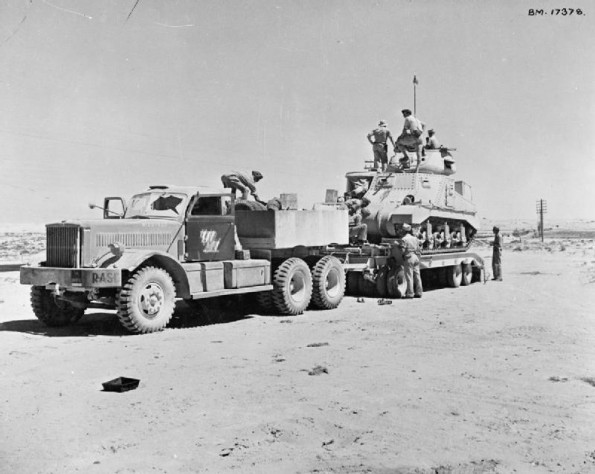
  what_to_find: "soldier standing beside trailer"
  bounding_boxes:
[397,223,423,298]
[367,121,395,172]
[491,226,503,281]
[221,170,263,201]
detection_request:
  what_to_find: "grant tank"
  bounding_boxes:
[345,148,478,251]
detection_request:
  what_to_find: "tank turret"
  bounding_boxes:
[345,148,478,250]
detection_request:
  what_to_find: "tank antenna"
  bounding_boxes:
[413,75,418,115]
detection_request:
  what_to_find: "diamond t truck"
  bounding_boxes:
[20,186,349,333]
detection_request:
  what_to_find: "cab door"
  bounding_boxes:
[185,195,235,261]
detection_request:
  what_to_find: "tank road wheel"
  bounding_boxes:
[30,286,85,327]
[375,266,389,298]
[446,264,463,288]
[461,263,473,286]
[387,266,407,298]
[271,258,312,315]
[116,266,176,333]
[310,256,345,310]
[346,271,359,296]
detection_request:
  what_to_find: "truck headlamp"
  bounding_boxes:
[108,242,125,257]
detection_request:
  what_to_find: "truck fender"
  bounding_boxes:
[100,249,191,299]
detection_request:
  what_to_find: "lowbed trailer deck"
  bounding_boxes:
[323,241,485,298]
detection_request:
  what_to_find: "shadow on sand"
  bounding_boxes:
[0,296,254,337]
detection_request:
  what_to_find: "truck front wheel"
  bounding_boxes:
[310,256,345,310]
[271,258,312,315]
[116,266,176,333]
[30,286,85,327]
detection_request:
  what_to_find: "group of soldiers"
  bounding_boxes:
[367,109,440,173]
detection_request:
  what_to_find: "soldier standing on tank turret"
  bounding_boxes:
[491,226,503,281]
[395,109,424,172]
[367,121,395,172]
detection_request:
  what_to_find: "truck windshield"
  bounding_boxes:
[125,192,188,219]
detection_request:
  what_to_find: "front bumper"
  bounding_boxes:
[20,266,123,288]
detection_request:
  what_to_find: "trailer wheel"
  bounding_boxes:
[30,286,85,327]
[375,266,389,297]
[461,263,472,286]
[116,266,176,333]
[446,264,463,288]
[310,256,345,309]
[346,271,359,296]
[271,258,312,315]
[387,266,407,298]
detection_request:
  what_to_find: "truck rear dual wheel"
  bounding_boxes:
[30,286,85,327]
[271,258,312,315]
[116,266,176,334]
[310,256,345,310]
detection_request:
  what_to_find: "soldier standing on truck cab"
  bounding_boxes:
[221,171,263,201]
[367,120,395,173]
[397,223,423,298]
[491,226,503,281]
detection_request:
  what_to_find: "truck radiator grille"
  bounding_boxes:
[46,226,80,268]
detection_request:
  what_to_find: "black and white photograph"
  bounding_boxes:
[1,0,594,472]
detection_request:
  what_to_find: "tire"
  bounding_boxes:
[310,256,345,309]
[375,266,389,298]
[255,291,275,314]
[446,264,462,288]
[30,286,85,327]
[116,266,176,333]
[271,258,312,315]
[461,263,472,286]
[387,266,407,298]
[235,200,267,211]
[346,271,359,295]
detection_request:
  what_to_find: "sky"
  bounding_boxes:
[1,0,594,226]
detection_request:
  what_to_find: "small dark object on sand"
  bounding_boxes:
[308,365,328,376]
[102,377,140,392]
[377,298,392,305]
[356,297,365,303]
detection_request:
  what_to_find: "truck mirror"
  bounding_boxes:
[103,197,126,219]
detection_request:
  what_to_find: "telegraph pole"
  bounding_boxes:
[536,199,547,242]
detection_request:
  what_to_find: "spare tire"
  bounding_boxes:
[235,200,267,211]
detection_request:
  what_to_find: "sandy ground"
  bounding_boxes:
[1,238,595,473]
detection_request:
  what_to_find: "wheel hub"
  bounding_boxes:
[140,283,164,317]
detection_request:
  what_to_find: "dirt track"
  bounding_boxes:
[1,248,595,473]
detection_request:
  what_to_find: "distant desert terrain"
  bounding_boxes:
[1,221,595,473]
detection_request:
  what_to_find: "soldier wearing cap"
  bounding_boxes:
[367,120,395,172]
[221,170,263,201]
[426,129,440,150]
[491,226,503,281]
[395,109,425,172]
[396,223,423,298]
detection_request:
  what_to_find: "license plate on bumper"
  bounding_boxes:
[20,266,122,288]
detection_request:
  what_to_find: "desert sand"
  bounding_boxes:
[1,230,595,473]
